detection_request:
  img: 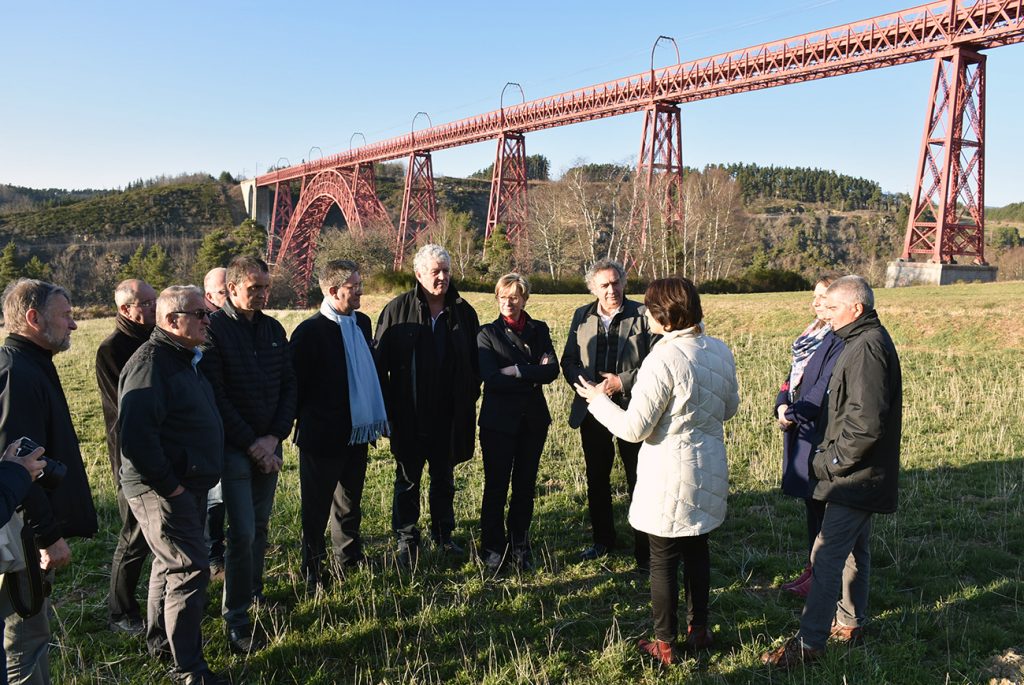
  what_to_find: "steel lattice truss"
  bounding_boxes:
[484,132,528,250]
[904,48,986,262]
[258,0,1024,185]
[394,151,438,269]
[255,0,1024,292]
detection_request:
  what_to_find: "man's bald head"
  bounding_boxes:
[203,267,227,311]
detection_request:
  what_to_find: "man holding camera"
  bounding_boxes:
[0,278,98,685]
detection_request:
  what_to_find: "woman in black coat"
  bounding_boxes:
[774,275,845,596]
[477,273,559,572]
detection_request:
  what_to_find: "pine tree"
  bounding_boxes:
[0,243,20,286]
[232,219,266,258]
[195,229,232,281]
[22,255,51,281]
[121,244,148,281]
[143,245,172,291]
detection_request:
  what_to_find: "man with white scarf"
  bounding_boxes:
[290,260,388,591]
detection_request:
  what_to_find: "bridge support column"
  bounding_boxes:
[395,151,438,270]
[484,132,528,261]
[266,180,294,263]
[628,102,684,273]
[901,48,987,266]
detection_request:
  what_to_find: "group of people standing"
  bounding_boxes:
[0,244,902,683]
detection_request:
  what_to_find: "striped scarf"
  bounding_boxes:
[787,319,831,402]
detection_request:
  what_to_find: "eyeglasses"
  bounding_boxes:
[130,299,156,309]
[172,309,210,320]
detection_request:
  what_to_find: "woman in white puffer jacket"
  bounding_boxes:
[575,277,739,666]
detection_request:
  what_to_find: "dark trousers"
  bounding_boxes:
[648,533,710,643]
[221,447,278,630]
[392,446,456,547]
[797,503,873,649]
[205,481,225,565]
[129,488,210,677]
[479,424,547,555]
[804,497,827,557]
[579,414,648,563]
[299,444,368,582]
[108,485,151,622]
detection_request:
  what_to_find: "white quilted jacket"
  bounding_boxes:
[588,325,739,537]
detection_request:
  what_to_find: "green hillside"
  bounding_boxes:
[0,179,243,243]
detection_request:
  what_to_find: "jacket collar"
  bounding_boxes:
[3,333,55,361]
[150,326,200,358]
[115,314,154,341]
[414,282,465,309]
[656,323,703,346]
[219,297,262,325]
[833,309,881,341]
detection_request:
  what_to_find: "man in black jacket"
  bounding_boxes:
[291,260,388,590]
[95,278,157,635]
[561,259,654,568]
[202,266,228,578]
[0,278,98,684]
[202,256,295,654]
[120,285,227,685]
[375,244,480,567]
[763,275,902,669]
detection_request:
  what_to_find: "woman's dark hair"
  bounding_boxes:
[644,277,703,331]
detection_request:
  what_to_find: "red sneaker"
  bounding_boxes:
[786,572,813,598]
[637,638,678,666]
[781,564,812,590]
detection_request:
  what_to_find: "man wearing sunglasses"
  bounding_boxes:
[201,255,295,656]
[96,278,158,636]
[119,285,227,685]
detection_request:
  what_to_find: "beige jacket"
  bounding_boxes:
[588,325,739,537]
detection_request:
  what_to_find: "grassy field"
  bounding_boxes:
[41,282,1024,684]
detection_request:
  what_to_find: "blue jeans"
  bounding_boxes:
[221,447,279,630]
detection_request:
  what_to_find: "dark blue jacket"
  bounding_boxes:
[775,331,844,498]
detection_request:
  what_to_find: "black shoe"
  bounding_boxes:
[438,538,465,557]
[109,615,145,635]
[579,544,609,561]
[396,544,419,569]
[481,551,503,572]
[174,668,231,685]
[513,549,535,572]
[226,625,266,655]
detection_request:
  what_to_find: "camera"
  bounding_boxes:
[14,437,66,490]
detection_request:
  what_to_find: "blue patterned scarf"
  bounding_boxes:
[787,319,831,401]
[319,300,390,445]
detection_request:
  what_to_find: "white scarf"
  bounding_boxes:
[319,300,390,445]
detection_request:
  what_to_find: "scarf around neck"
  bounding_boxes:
[787,319,831,401]
[319,299,390,444]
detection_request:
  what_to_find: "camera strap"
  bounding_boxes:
[6,518,45,618]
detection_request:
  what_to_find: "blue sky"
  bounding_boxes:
[3,0,1023,205]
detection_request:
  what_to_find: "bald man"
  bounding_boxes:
[202,266,228,577]
[204,267,227,312]
[96,278,157,634]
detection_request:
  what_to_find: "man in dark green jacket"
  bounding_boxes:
[763,275,902,669]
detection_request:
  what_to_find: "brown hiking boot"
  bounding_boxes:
[761,636,824,668]
[829,620,864,645]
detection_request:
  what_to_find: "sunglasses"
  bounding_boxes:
[172,309,210,320]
